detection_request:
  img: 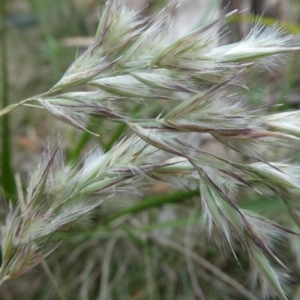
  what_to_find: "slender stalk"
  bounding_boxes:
[41,261,67,300]
[105,105,141,153]
[104,123,127,153]
[102,189,199,225]
[69,131,93,161]
[153,236,259,300]
[0,92,51,117]
[0,0,15,200]
[0,98,33,117]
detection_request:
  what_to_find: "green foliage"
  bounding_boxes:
[0,0,15,201]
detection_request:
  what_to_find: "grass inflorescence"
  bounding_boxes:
[1,0,300,299]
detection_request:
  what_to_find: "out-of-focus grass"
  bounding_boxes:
[30,0,61,80]
[1,0,300,299]
[230,14,300,34]
[0,0,15,201]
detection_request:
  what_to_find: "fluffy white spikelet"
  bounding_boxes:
[208,21,300,66]
[261,111,300,137]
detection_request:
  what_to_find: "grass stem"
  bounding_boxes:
[41,261,67,300]
[0,0,15,200]
[102,189,199,225]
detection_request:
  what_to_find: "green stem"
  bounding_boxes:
[68,118,103,162]
[0,0,15,200]
[0,90,53,117]
[104,123,127,153]
[105,105,141,152]
[41,261,67,300]
[69,131,93,161]
[0,98,33,117]
[102,188,199,225]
